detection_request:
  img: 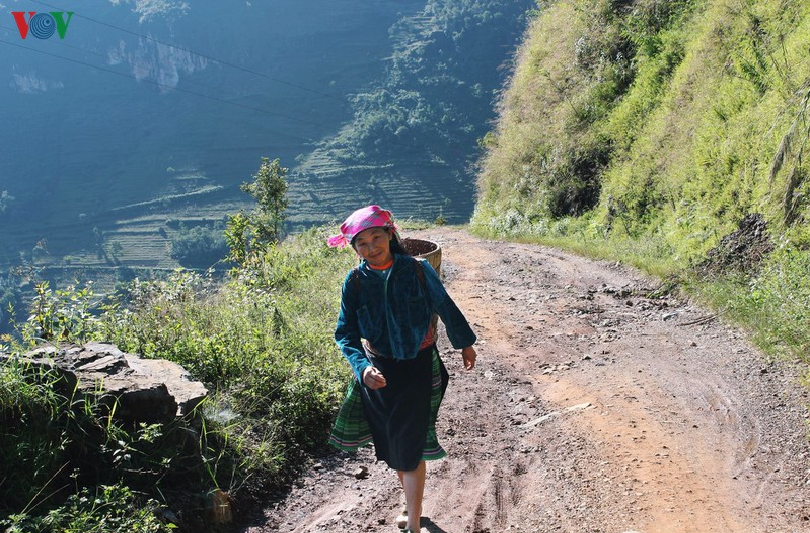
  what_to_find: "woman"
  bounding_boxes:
[327,205,477,533]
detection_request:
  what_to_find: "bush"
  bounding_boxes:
[102,228,356,483]
[2,484,170,533]
[4,227,359,529]
[170,225,228,269]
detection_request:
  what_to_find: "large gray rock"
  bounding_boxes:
[1,342,207,423]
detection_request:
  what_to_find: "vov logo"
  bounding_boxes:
[11,11,74,39]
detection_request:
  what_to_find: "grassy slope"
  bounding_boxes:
[472,0,810,356]
[1,228,360,531]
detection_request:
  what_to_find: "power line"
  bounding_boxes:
[0,38,325,137]
[0,26,276,104]
[28,0,352,105]
[3,4,438,156]
[1,34,433,155]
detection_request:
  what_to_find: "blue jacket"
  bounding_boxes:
[335,253,476,382]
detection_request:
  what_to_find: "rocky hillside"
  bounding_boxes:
[290,0,534,227]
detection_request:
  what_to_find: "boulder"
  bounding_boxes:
[1,342,207,423]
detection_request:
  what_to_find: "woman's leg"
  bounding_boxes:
[398,460,426,531]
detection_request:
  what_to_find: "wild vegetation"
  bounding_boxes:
[0,157,362,531]
[0,227,359,532]
[472,0,810,360]
[170,223,229,269]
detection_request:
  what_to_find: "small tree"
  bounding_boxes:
[170,224,229,269]
[224,212,256,266]
[240,157,289,244]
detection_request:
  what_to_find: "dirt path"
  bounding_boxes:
[241,229,810,533]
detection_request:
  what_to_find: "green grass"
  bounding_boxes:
[1,227,360,531]
[2,484,169,533]
[474,0,810,245]
[471,0,810,363]
[687,246,810,359]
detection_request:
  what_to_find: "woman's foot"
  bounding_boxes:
[395,506,408,529]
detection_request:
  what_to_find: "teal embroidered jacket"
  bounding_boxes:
[335,253,476,382]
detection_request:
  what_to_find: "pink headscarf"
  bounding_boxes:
[327,205,401,248]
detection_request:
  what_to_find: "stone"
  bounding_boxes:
[1,342,207,423]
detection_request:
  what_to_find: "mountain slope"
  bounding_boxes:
[473,0,810,263]
[289,0,534,227]
[1,0,532,273]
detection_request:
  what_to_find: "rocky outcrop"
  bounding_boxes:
[696,213,774,278]
[1,342,207,423]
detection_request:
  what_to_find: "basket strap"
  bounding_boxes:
[414,258,426,291]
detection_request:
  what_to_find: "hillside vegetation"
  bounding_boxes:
[472,0,810,358]
[1,229,359,532]
[289,0,533,226]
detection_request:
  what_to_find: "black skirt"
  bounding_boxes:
[360,344,449,471]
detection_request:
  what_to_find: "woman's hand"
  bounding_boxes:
[362,366,387,389]
[461,346,477,370]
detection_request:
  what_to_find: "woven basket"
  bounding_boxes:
[401,237,441,342]
[401,238,441,276]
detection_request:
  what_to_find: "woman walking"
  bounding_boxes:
[327,205,477,532]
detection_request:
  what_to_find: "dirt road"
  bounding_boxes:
[242,229,810,533]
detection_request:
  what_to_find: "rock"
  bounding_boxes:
[696,213,773,277]
[155,507,179,525]
[1,342,207,423]
[353,466,369,479]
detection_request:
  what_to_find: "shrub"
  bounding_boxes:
[2,484,170,533]
[4,227,358,529]
[169,225,228,269]
[101,228,355,484]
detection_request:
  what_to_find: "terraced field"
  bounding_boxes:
[2,0,529,296]
[289,145,475,229]
[1,172,245,283]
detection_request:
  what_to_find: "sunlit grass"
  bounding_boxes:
[1,227,360,531]
[472,0,810,365]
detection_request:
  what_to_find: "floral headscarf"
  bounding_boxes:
[327,205,401,248]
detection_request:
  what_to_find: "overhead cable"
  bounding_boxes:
[28,0,351,104]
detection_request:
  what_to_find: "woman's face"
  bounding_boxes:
[353,227,393,267]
